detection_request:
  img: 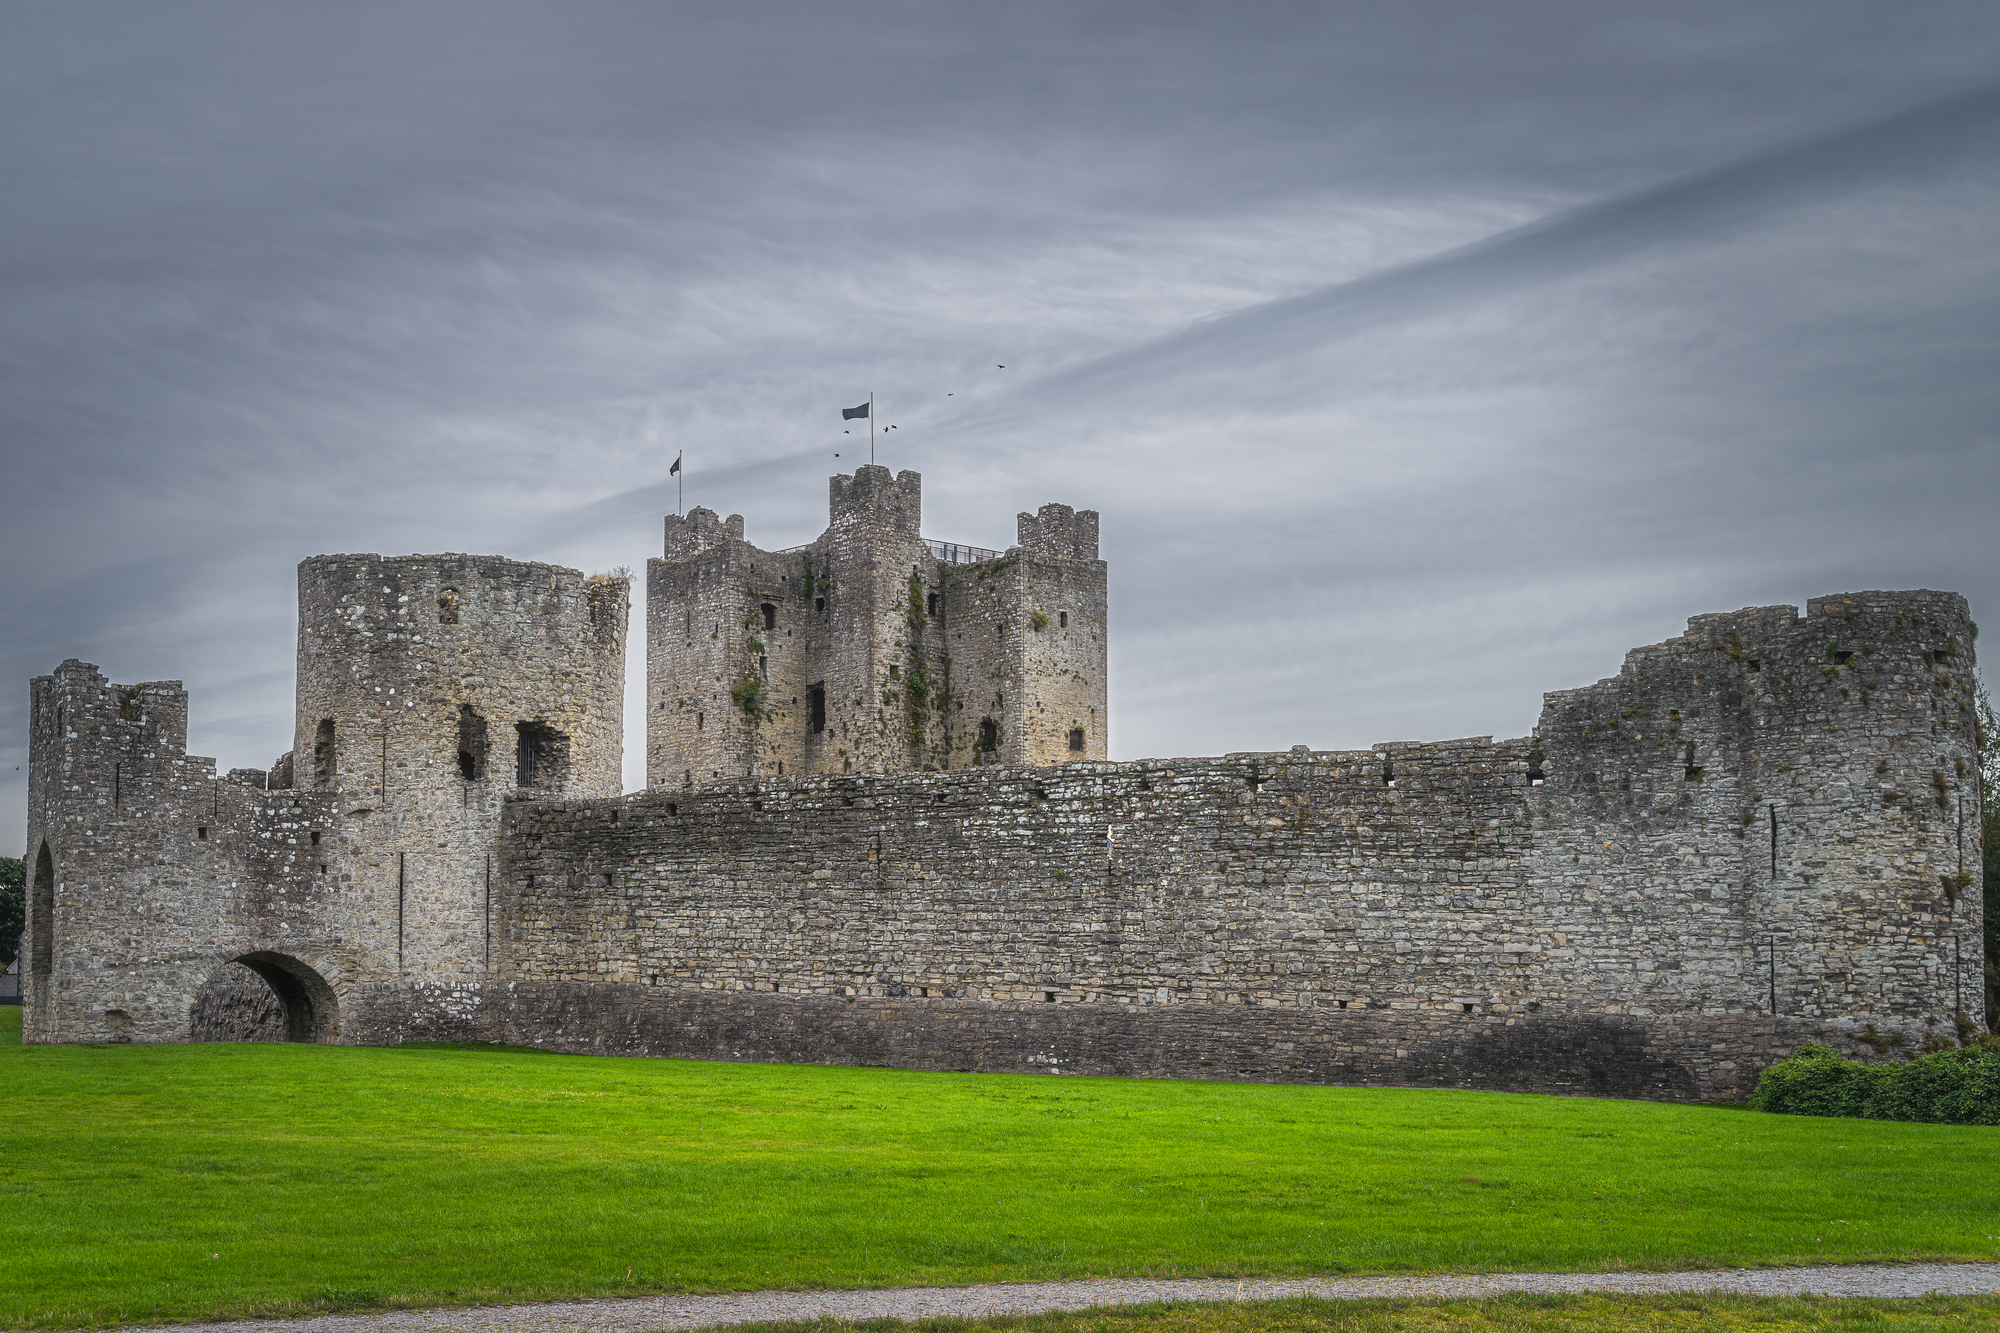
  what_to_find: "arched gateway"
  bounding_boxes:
[190,953,341,1044]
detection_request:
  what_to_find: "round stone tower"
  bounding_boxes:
[293,553,627,985]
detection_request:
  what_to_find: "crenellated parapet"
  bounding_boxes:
[1016,502,1100,563]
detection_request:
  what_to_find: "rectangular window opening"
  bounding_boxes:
[809,684,827,734]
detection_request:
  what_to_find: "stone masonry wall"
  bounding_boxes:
[24,553,628,1046]
[471,588,1979,1102]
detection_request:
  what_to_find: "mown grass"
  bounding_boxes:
[1,1017,1996,1328]
[730,1296,2000,1333]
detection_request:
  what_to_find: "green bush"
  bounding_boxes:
[1753,1041,2000,1124]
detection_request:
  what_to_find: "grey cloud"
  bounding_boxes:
[5,3,1999,850]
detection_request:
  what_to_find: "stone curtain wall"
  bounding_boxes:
[23,571,1978,1105]
[477,589,1979,1102]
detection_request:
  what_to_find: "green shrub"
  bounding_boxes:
[1753,1041,2000,1124]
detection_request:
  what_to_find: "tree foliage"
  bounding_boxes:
[0,856,23,968]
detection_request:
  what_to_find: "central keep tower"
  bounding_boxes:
[647,466,1106,784]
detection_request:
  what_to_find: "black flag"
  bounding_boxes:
[669,452,681,475]
[842,402,870,420]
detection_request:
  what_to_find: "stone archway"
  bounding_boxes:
[189,952,341,1044]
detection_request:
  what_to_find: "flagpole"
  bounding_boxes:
[870,392,875,467]
[676,450,683,516]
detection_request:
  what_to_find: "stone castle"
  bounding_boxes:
[19,466,1986,1101]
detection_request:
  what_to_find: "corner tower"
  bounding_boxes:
[293,554,627,982]
[646,466,1106,785]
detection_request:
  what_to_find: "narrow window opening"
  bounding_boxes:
[313,718,338,788]
[889,664,901,681]
[1527,746,1546,784]
[808,684,827,734]
[1683,742,1704,783]
[977,718,998,753]
[815,597,826,613]
[1381,757,1394,786]
[1068,728,1085,752]
[1337,999,1348,1010]
[309,830,320,846]
[1059,610,1068,628]
[696,711,704,731]
[457,704,488,780]
[196,826,207,840]
[1461,1003,1474,1013]
[515,721,567,788]
[1829,648,1853,665]
[761,602,777,631]
[927,592,939,617]
[1746,659,1761,672]
[666,802,679,816]
[1769,804,1778,880]
[437,587,460,624]
[1043,991,1057,1003]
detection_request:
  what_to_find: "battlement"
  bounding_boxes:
[828,465,921,535]
[1016,503,1100,562]
[663,507,747,560]
[33,661,191,760]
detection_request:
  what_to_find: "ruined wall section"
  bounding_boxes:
[294,554,625,990]
[24,661,345,1044]
[1533,590,1980,1031]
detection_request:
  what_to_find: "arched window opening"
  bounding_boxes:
[761,602,777,631]
[437,587,461,624]
[515,721,568,789]
[977,718,998,753]
[457,704,488,780]
[29,842,55,982]
[313,719,337,788]
[1068,728,1085,752]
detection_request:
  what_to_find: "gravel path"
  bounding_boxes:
[130,1265,2000,1333]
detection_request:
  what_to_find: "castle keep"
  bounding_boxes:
[648,467,1106,784]
[20,467,1986,1102]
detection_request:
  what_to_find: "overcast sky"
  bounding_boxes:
[5,3,1999,855]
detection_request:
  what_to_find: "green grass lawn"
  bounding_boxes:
[2,1013,1996,1329]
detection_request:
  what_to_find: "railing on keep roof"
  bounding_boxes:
[771,538,1005,564]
